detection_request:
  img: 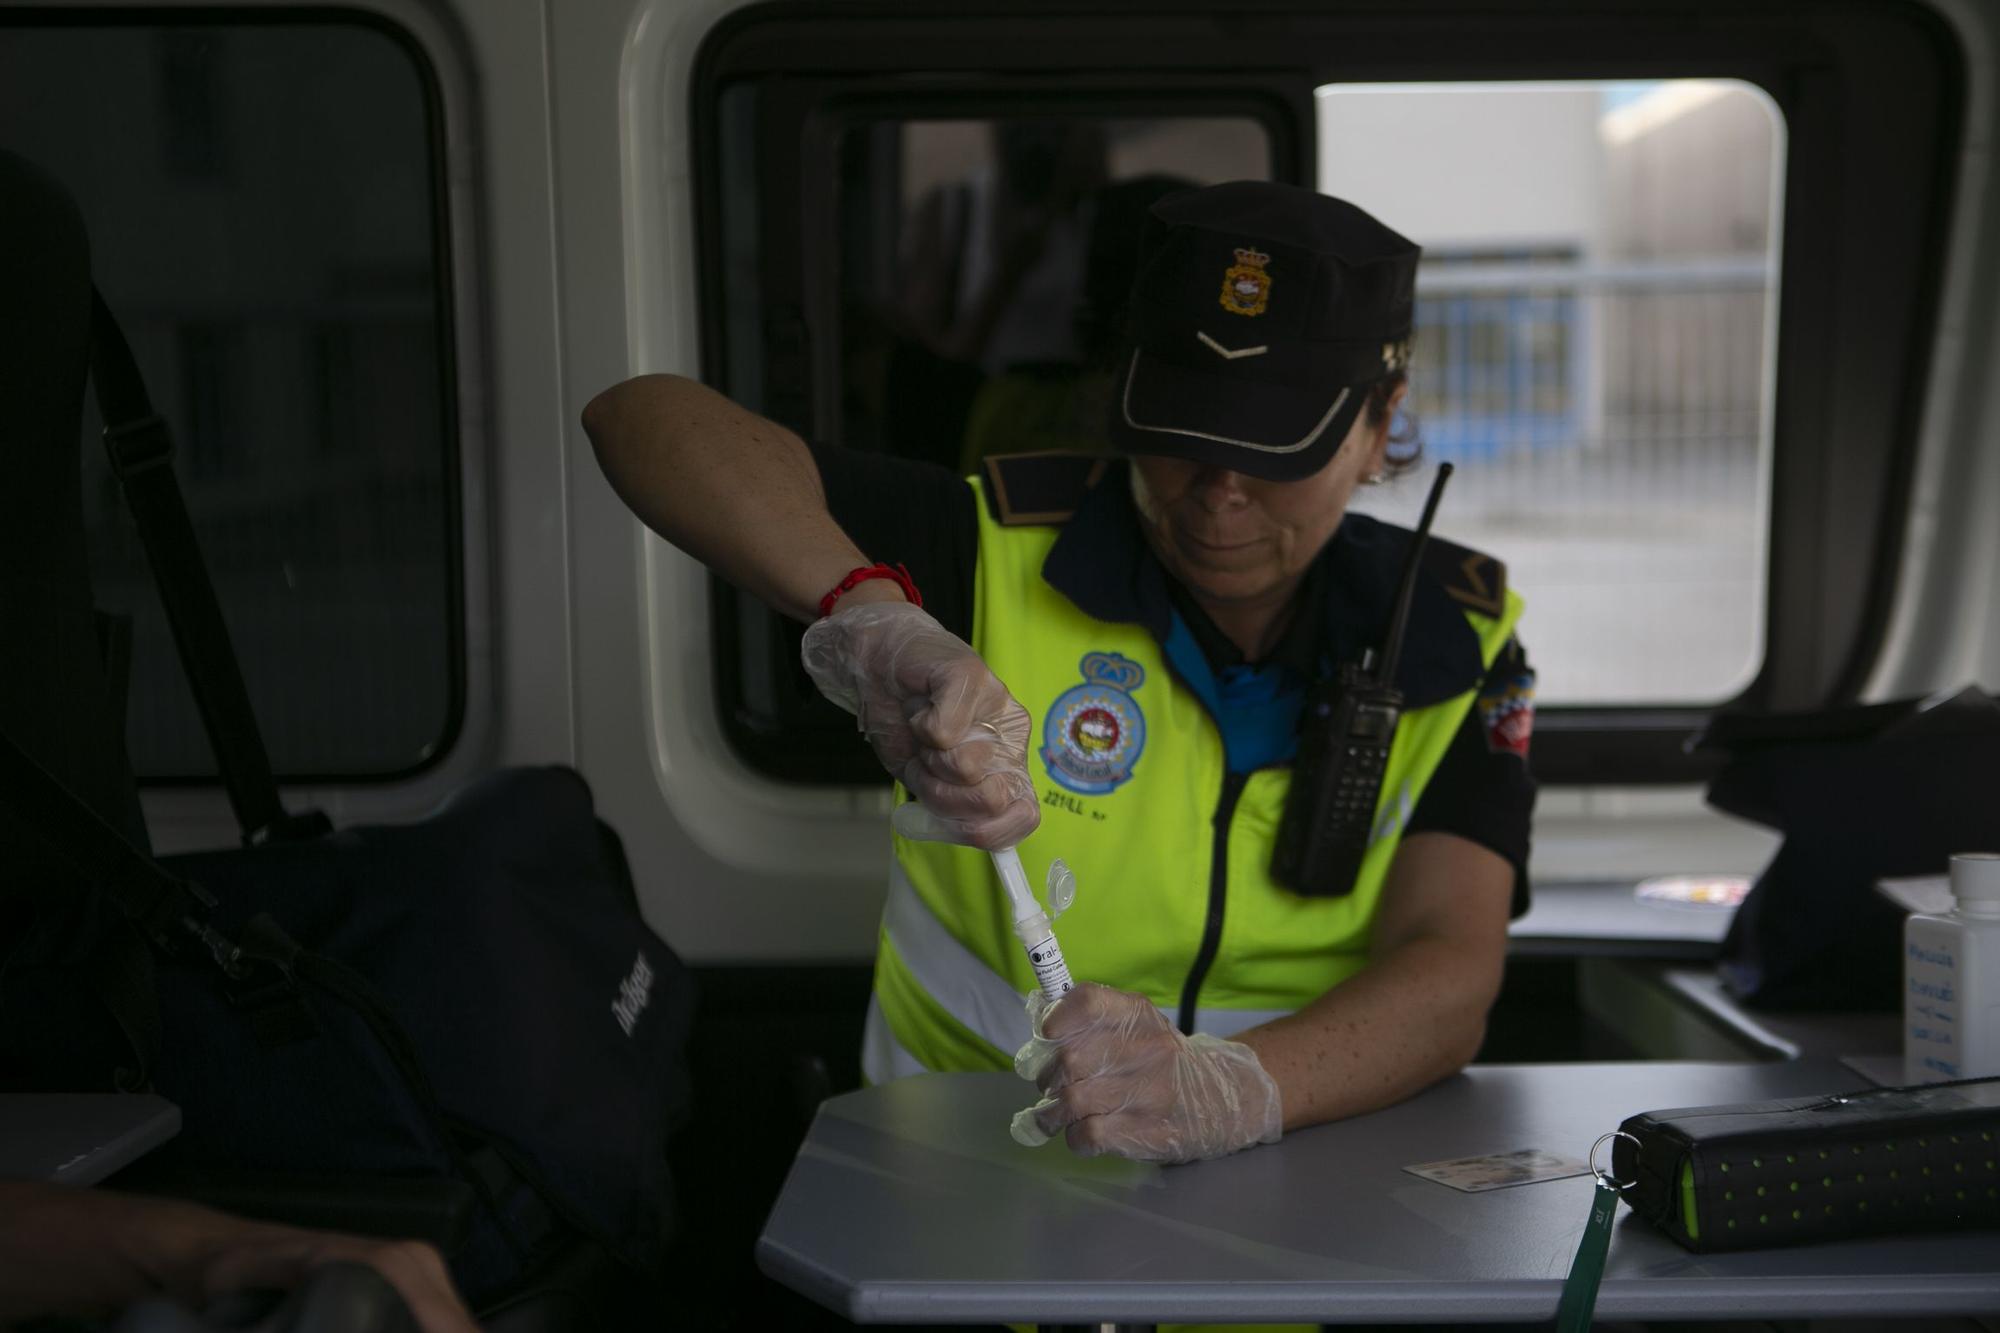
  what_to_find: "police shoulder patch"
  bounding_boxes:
[1422,534,1508,618]
[981,451,1109,527]
[1479,650,1535,759]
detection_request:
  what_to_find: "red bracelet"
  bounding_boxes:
[818,562,924,619]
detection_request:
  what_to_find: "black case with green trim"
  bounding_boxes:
[1611,1077,2000,1252]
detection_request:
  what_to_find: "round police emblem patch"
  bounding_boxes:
[1041,652,1147,796]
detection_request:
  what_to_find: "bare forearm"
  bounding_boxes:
[1235,936,1497,1131]
[582,373,884,621]
[0,1184,476,1332]
[0,1182,249,1318]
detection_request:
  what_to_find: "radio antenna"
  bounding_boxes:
[1374,462,1453,688]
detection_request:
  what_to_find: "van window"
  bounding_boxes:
[706,99,1281,782]
[691,4,1961,787]
[0,15,461,781]
[1325,81,1783,707]
[829,117,1270,471]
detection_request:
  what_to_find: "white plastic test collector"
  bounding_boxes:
[990,848,1075,1002]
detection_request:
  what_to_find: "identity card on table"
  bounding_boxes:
[1402,1148,1591,1193]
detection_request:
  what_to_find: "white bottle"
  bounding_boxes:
[1903,853,2000,1084]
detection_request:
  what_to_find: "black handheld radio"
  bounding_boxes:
[1271,463,1454,898]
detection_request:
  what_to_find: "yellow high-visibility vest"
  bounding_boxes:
[862,462,1523,1082]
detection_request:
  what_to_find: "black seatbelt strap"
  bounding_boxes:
[87,290,326,845]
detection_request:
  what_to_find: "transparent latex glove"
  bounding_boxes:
[801,600,1039,850]
[1008,982,1283,1163]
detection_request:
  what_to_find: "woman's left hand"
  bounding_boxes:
[1010,982,1283,1163]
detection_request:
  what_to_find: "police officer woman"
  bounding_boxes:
[585,180,1535,1164]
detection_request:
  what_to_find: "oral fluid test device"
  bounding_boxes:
[991,847,1074,1001]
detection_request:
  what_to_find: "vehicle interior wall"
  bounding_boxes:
[34,0,1987,966]
[8,0,1994,1323]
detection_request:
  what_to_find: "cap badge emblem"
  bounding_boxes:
[1381,338,1412,372]
[1219,247,1272,318]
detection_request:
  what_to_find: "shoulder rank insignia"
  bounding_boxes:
[1219,246,1272,317]
[1421,534,1507,618]
[982,451,1109,526]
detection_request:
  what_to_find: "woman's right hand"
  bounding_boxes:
[802,601,1040,850]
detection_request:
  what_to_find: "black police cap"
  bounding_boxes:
[1107,180,1420,482]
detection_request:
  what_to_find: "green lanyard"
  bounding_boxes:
[1556,1132,1638,1332]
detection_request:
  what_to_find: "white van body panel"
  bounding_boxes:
[113,0,1999,963]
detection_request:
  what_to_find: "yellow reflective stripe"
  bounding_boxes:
[883,863,1036,1054]
[884,861,1298,1041]
[893,880,1299,1033]
[860,995,928,1084]
[873,930,1013,1075]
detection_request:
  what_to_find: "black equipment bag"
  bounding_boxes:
[149,767,696,1299]
[1611,1076,2000,1252]
[2,737,693,1300]
[1699,687,2000,1011]
[0,148,693,1303]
